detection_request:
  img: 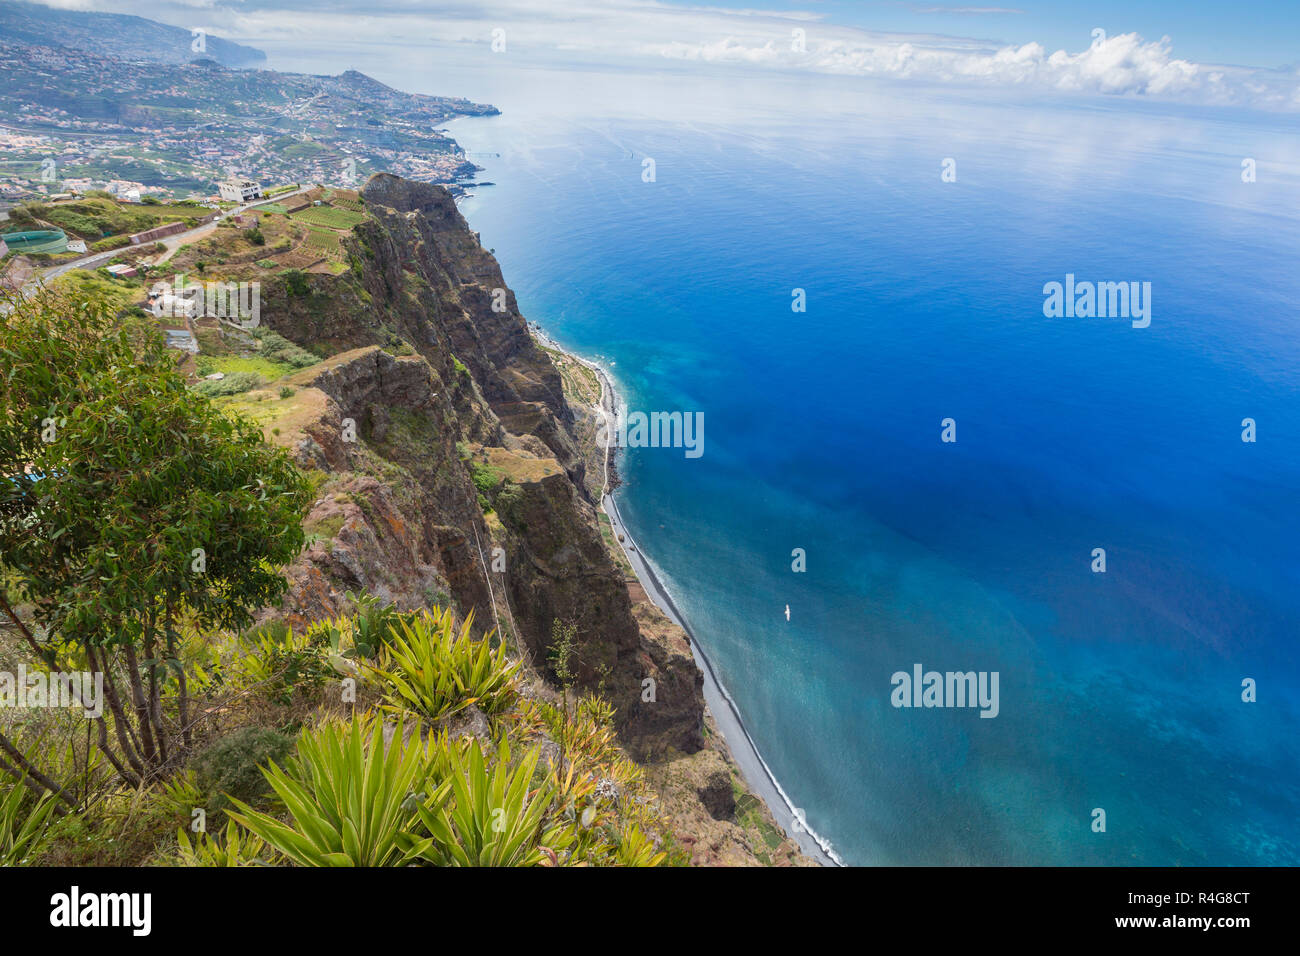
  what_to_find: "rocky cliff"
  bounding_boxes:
[256,174,701,759]
[243,174,807,863]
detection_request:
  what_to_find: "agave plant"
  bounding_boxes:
[345,591,419,659]
[417,736,568,867]
[226,715,451,866]
[614,823,668,867]
[371,609,520,723]
[0,781,57,866]
[175,821,271,867]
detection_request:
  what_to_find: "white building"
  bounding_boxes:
[217,179,264,203]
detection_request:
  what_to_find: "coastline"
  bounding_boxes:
[532,327,843,868]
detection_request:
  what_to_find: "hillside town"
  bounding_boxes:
[0,32,496,210]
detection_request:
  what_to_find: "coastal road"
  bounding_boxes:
[550,336,841,866]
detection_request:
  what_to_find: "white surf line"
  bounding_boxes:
[602,487,844,867]
[538,329,844,866]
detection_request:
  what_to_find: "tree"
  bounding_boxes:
[0,286,312,790]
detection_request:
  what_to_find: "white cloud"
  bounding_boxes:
[39,0,1300,111]
[658,27,1298,109]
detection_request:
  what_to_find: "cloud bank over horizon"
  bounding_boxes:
[32,0,1300,111]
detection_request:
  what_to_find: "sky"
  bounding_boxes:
[685,1,1300,71]
[31,0,1300,111]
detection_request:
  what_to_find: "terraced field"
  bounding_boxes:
[303,227,344,259]
[291,205,366,230]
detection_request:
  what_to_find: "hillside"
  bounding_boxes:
[4,176,808,866]
[0,0,267,68]
[0,6,497,201]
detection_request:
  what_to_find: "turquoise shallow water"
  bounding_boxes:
[266,51,1300,864]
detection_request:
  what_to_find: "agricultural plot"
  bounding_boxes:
[303,227,344,259]
[291,205,366,230]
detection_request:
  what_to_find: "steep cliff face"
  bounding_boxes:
[263,174,584,488]
[256,175,703,759]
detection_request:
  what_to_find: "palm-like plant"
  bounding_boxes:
[418,737,567,867]
[226,716,450,866]
[175,821,270,867]
[372,609,520,723]
[0,782,57,865]
[615,823,668,867]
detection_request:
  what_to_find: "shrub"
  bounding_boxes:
[191,726,295,818]
[0,285,312,794]
[469,460,503,496]
[257,330,317,368]
[347,592,419,659]
[495,482,525,523]
[282,269,310,297]
[278,386,294,399]
[236,620,333,705]
[194,371,262,396]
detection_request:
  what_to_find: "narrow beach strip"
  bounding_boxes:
[535,327,844,867]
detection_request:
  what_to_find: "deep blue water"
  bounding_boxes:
[437,68,1300,865]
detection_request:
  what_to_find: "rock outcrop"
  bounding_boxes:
[256,176,704,759]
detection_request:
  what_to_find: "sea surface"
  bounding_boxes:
[270,47,1300,864]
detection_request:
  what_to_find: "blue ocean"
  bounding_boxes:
[274,49,1300,864]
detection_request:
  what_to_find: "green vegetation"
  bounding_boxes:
[0,778,57,865]
[292,206,366,230]
[196,354,287,381]
[281,269,310,297]
[0,285,312,791]
[369,609,520,723]
[194,371,263,397]
[470,460,503,496]
[90,234,132,253]
[190,727,294,822]
[256,330,318,369]
[21,197,196,241]
[47,269,139,314]
[469,459,503,512]
[227,716,447,867]
[0,282,673,870]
